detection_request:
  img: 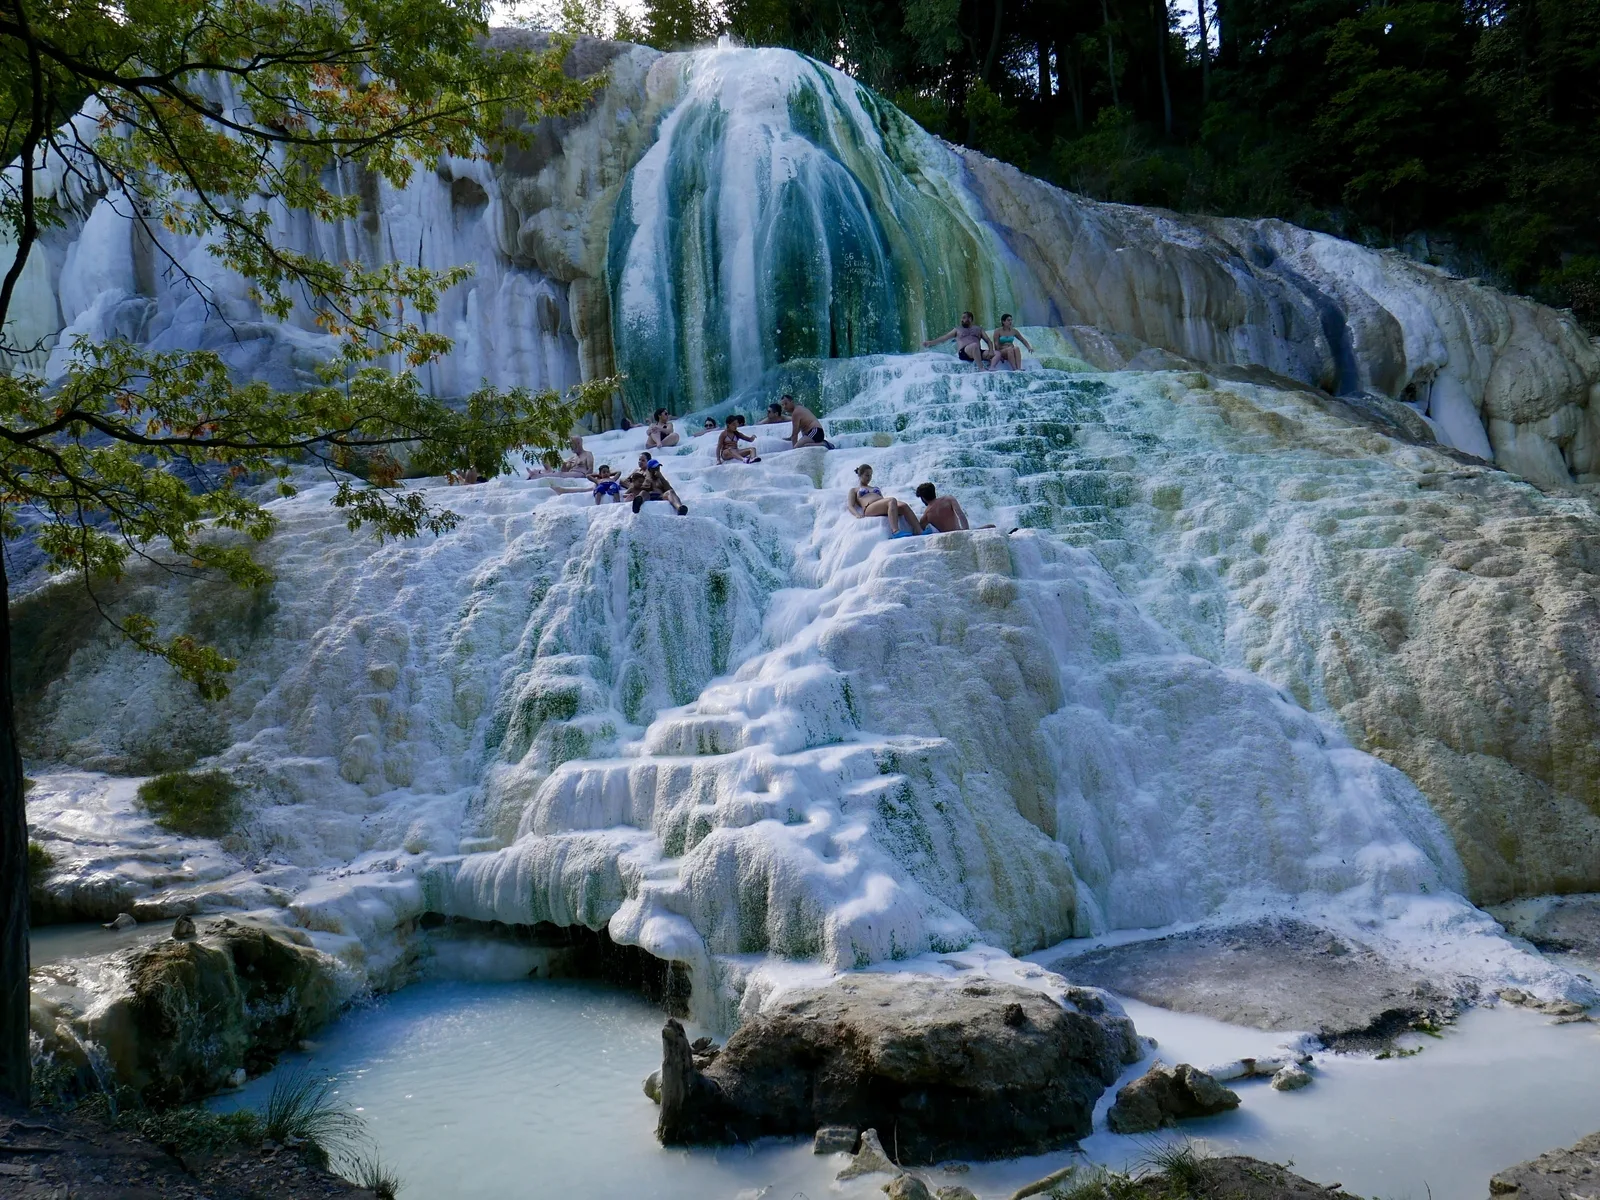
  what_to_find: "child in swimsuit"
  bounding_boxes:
[717,415,760,463]
[591,466,623,503]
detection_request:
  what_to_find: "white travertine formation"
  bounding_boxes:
[11,44,1600,1021]
[22,359,1595,1019]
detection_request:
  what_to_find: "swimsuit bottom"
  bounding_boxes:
[801,426,827,443]
[594,481,621,496]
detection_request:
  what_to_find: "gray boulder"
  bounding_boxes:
[1054,918,1457,1049]
[655,975,1140,1162]
[838,1129,899,1180]
[1489,1130,1600,1197]
[885,1176,934,1200]
[1271,1064,1313,1091]
[814,1125,860,1154]
[1106,1062,1241,1134]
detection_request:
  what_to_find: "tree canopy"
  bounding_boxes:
[614,0,1600,332]
[0,0,607,1105]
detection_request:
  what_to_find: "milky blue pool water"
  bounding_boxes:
[210,978,1600,1200]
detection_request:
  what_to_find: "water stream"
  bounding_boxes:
[211,975,1600,1200]
[30,923,165,967]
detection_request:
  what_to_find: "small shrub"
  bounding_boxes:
[343,1149,404,1199]
[1141,1139,1215,1194]
[1052,1168,1146,1200]
[26,841,55,881]
[1543,255,1600,334]
[263,1068,362,1163]
[121,1105,263,1154]
[136,770,241,838]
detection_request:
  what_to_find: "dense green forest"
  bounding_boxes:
[557,0,1600,332]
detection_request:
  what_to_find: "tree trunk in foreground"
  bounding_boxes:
[0,551,29,1109]
[1154,0,1173,135]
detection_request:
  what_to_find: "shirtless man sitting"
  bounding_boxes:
[782,394,834,449]
[922,311,991,365]
[716,414,760,463]
[913,482,993,533]
[758,403,785,424]
[625,455,688,515]
[621,451,653,494]
[529,435,593,477]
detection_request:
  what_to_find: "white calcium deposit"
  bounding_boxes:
[10,39,1600,1022]
[23,355,1594,1017]
[7,43,1598,487]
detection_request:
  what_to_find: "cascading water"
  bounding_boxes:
[31,350,1579,1028]
[13,35,1600,1199]
[2,102,580,397]
[11,43,1598,482]
[607,48,1038,413]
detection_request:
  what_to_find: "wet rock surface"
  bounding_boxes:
[1054,918,1458,1047]
[1491,895,1600,971]
[1044,1155,1362,1198]
[1489,1130,1600,1198]
[655,975,1140,1162]
[1105,1062,1241,1134]
[32,919,343,1107]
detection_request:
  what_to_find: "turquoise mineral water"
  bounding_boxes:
[214,977,1600,1200]
[213,979,847,1199]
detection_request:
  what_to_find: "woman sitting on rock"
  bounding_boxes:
[846,464,921,538]
[646,409,681,448]
[987,314,1033,372]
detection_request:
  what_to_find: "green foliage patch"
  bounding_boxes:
[26,842,54,881]
[136,771,242,839]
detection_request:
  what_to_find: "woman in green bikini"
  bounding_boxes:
[987,313,1033,371]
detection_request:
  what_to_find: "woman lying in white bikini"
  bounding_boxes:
[846,464,921,538]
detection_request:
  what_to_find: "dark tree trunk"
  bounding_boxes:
[1214,0,1236,69]
[983,0,1006,82]
[0,552,29,1110]
[1197,0,1211,103]
[1153,0,1173,134]
[1037,38,1052,100]
[1101,0,1120,107]
[1058,36,1085,130]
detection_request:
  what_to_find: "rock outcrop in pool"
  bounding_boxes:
[654,973,1140,1161]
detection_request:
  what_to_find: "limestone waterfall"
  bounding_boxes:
[12,39,1600,1025]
